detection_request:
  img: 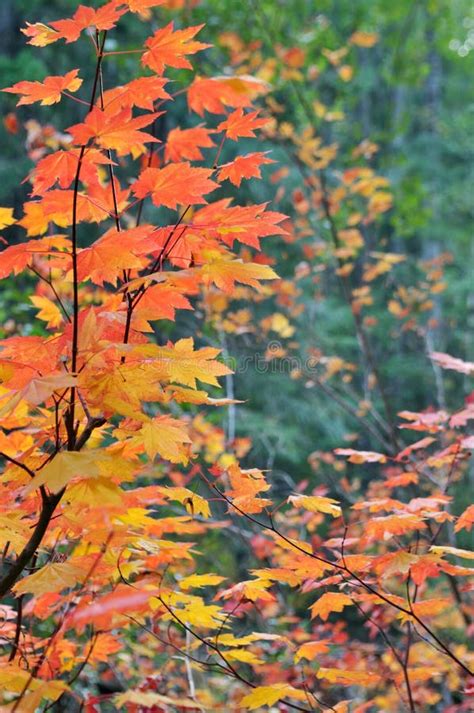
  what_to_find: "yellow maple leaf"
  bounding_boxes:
[200,256,278,293]
[0,206,15,230]
[179,573,226,590]
[317,668,380,686]
[158,486,210,518]
[13,561,84,596]
[24,450,100,494]
[288,493,342,518]
[30,295,63,329]
[158,591,225,629]
[140,415,191,464]
[168,337,231,388]
[240,684,306,709]
[224,648,263,665]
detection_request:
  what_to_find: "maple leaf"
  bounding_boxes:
[50,2,127,44]
[69,585,153,631]
[455,504,474,533]
[139,416,191,464]
[68,108,160,156]
[102,76,171,112]
[200,255,278,293]
[316,668,380,686]
[310,592,353,620]
[13,561,84,596]
[165,126,215,162]
[132,163,219,209]
[179,573,226,590]
[225,464,272,515]
[188,75,269,116]
[3,69,82,106]
[364,513,426,541]
[399,598,452,623]
[430,351,474,375]
[30,295,63,329]
[217,108,269,141]
[240,684,306,709]
[335,448,387,464]
[142,23,210,75]
[24,451,100,494]
[116,692,200,710]
[430,545,474,560]
[149,337,231,389]
[158,486,210,518]
[218,578,275,603]
[31,148,112,196]
[0,207,15,230]
[134,285,193,322]
[193,200,287,249]
[76,225,155,286]
[0,373,77,419]
[21,22,60,47]
[294,640,331,662]
[288,493,342,518]
[121,0,168,12]
[218,152,274,187]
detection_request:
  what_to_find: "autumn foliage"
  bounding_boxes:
[0,1,472,711]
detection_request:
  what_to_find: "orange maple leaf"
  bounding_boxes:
[68,107,161,156]
[76,225,155,286]
[132,163,219,209]
[50,2,127,44]
[165,127,215,162]
[192,199,287,249]
[218,152,274,187]
[142,22,210,75]
[217,108,269,141]
[102,76,171,112]
[187,75,268,116]
[31,148,112,196]
[3,69,82,106]
[310,592,353,621]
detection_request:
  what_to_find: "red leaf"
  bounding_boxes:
[132,163,219,209]
[141,22,210,75]
[218,152,274,187]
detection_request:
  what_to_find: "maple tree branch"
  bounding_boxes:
[0,488,62,600]
[203,475,473,677]
[351,598,415,713]
[0,35,111,607]
[62,90,92,107]
[43,632,99,712]
[309,373,393,451]
[27,265,71,323]
[11,534,112,711]
[127,614,231,677]
[0,452,35,479]
[8,594,24,662]
[156,595,314,713]
[66,30,108,449]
